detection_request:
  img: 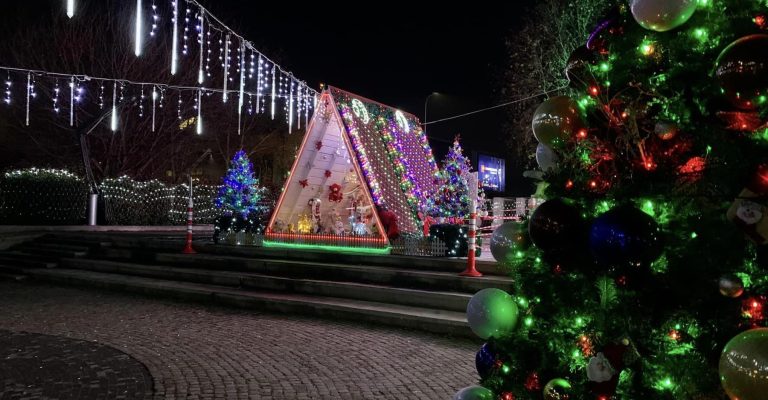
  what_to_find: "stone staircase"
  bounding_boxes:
[0,232,513,337]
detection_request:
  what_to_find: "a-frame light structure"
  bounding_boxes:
[265,87,438,253]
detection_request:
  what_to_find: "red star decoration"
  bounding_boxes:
[299,179,309,188]
[324,170,332,178]
[315,140,323,150]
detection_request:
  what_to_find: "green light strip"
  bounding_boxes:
[263,240,391,255]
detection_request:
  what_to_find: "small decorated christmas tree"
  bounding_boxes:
[214,150,268,241]
[428,136,483,219]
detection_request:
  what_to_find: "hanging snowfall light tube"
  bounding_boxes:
[69,76,75,126]
[110,81,118,132]
[196,89,203,134]
[151,85,158,132]
[238,40,245,135]
[135,0,143,56]
[223,33,230,103]
[66,0,74,18]
[25,73,31,126]
[288,77,293,134]
[197,8,204,84]
[171,0,179,75]
[270,65,276,120]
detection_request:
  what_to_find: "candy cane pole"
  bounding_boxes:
[460,172,482,277]
[182,175,197,254]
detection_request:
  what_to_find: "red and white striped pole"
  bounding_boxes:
[182,175,196,254]
[460,172,482,277]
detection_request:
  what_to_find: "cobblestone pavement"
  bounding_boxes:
[0,330,152,400]
[0,282,477,400]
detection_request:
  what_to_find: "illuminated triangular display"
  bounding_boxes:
[266,87,438,251]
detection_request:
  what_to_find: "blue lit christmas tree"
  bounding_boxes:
[215,150,267,219]
[427,136,482,218]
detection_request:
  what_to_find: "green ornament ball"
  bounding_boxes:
[715,34,768,110]
[490,222,530,264]
[543,378,573,400]
[466,288,519,339]
[720,328,768,400]
[630,0,697,32]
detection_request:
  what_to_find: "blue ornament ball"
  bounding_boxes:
[475,342,498,379]
[589,205,663,268]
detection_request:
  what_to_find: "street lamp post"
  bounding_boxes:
[423,92,439,132]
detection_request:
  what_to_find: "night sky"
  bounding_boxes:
[200,1,537,162]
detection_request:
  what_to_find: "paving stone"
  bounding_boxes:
[0,330,152,400]
[0,282,477,399]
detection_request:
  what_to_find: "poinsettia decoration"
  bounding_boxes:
[315,140,323,150]
[324,170,332,178]
[299,179,309,188]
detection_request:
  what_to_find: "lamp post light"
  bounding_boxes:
[423,92,439,133]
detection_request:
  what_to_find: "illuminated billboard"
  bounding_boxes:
[478,154,505,192]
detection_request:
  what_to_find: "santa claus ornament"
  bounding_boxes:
[586,340,638,399]
[728,165,768,245]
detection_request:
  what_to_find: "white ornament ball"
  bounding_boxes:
[536,143,559,173]
[630,0,698,32]
[452,386,494,400]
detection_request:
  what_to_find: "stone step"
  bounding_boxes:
[13,245,87,258]
[0,272,27,281]
[60,258,472,312]
[151,253,514,294]
[0,252,58,268]
[0,264,27,275]
[28,268,473,337]
[89,234,506,276]
[38,235,112,250]
[25,242,92,253]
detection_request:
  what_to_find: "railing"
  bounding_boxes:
[390,236,448,257]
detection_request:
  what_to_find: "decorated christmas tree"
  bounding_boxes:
[428,136,483,219]
[460,1,768,400]
[215,150,267,220]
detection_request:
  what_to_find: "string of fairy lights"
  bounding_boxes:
[1,0,317,135]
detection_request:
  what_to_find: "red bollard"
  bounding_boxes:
[182,177,196,254]
[460,211,482,277]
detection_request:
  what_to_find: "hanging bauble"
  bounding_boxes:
[543,378,572,400]
[490,222,530,264]
[475,342,499,379]
[629,0,697,32]
[532,96,584,149]
[655,121,679,140]
[719,274,745,298]
[529,199,583,255]
[589,205,663,268]
[715,35,768,110]
[536,143,559,173]
[452,385,495,400]
[720,328,768,400]
[466,288,519,339]
[564,46,596,89]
